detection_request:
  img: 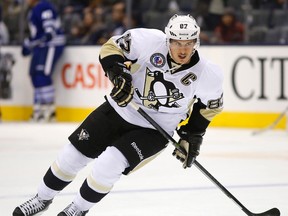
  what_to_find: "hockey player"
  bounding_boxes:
[22,0,65,122]
[13,14,223,216]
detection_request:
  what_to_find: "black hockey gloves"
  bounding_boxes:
[173,127,203,168]
[106,62,134,107]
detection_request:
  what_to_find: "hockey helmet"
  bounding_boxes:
[165,14,200,50]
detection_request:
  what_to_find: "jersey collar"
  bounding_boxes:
[167,50,200,74]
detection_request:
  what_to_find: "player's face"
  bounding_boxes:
[169,39,196,64]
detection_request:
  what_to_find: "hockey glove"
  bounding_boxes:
[41,32,53,42]
[172,127,203,169]
[106,62,134,107]
[21,38,32,56]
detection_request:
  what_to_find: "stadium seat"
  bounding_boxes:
[279,26,288,44]
[176,0,197,13]
[152,0,170,12]
[143,11,171,30]
[248,26,268,43]
[249,9,270,27]
[134,0,157,12]
[269,9,288,27]
[265,27,282,44]
[226,0,245,10]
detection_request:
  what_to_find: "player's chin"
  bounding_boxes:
[176,56,189,64]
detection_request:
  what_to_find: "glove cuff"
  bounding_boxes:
[99,54,125,72]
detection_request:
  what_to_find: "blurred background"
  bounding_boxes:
[0,0,287,130]
[0,2,287,215]
[1,0,288,45]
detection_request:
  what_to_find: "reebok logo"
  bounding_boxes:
[131,142,144,161]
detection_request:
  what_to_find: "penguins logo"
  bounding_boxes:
[135,68,184,110]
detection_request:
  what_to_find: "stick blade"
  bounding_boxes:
[254,208,281,216]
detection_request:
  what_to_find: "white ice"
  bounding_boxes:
[0,123,287,216]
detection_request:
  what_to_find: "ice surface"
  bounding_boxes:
[0,123,287,216]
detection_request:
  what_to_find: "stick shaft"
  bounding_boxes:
[253,105,288,135]
[130,101,253,215]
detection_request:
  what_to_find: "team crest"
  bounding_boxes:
[150,53,166,68]
[135,67,184,110]
[78,129,90,141]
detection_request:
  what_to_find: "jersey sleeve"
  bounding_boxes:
[184,63,224,133]
[99,28,165,71]
[99,29,142,71]
[196,62,224,109]
[99,37,125,72]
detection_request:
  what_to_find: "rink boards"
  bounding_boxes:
[0,45,287,128]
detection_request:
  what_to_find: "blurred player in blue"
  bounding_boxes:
[22,0,65,122]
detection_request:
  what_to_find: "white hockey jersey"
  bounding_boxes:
[100,28,223,135]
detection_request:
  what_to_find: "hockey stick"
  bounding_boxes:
[129,101,281,216]
[252,106,288,135]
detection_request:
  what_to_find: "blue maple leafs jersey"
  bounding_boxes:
[27,0,65,46]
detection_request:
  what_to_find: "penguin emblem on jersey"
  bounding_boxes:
[135,67,184,110]
[78,129,90,141]
[150,53,166,68]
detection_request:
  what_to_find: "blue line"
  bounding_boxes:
[1,183,288,200]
